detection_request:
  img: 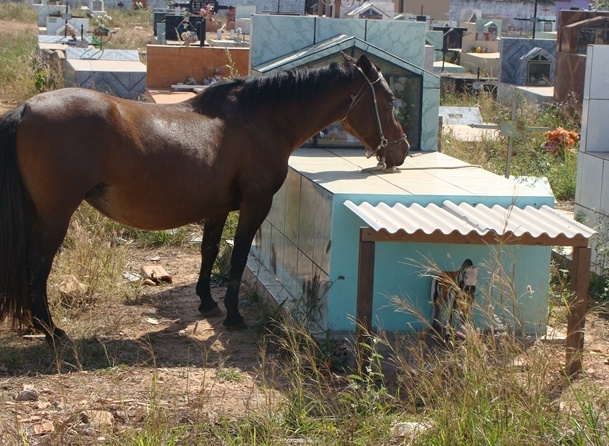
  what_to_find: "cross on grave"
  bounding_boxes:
[62,2,72,39]
[468,100,549,178]
[514,0,555,39]
[539,3,552,15]
[434,26,460,72]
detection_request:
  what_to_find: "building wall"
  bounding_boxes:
[448,0,546,31]
[575,44,609,273]
[145,45,249,88]
[554,10,609,105]
[396,0,450,20]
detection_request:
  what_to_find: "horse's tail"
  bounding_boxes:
[0,104,31,326]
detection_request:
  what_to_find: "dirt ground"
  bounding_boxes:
[2,13,609,446]
[0,242,279,444]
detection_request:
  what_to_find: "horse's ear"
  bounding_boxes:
[356,54,381,76]
[356,54,372,68]
[341,52,357,65]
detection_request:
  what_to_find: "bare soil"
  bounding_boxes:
[0,244,279,445]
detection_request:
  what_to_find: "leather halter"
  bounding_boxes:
[341,66,408,160]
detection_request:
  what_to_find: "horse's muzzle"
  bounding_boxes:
[384,137,410,168]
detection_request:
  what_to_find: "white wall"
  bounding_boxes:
[449,0,540,31]
[575,45,609,273]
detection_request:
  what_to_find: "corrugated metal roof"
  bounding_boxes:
[344,200,596,244]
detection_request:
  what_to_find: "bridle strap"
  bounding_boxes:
[355,67,387,153]
[342,66,407,160]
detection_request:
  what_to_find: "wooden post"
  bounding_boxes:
[355,228,375,370]
[566,246,591,375]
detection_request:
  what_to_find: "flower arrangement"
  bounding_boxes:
[199,4,215,21]
[541,127,579,156]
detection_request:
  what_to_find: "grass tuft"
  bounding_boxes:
[440,91,579,201]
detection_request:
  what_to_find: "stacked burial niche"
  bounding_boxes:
[517,47,555,86]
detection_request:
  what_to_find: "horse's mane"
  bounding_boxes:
[190,61,355,117]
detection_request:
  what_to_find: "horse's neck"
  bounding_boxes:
[268,75,354,154]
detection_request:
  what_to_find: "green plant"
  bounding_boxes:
[440,92,579,201]
[563,378,609,446]
[587,215,609,300]
[216,367,244,382]
[597,0,609,9]
[101,9,151,49]
[224,47,241,79]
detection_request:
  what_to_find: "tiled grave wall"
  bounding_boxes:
[63,48,146,99]
[253,152,553,334]
[251,168,332,333]
[500,38,556,85]
[250,15,426,68]
[575,44,609,256]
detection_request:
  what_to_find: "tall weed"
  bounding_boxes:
[0,2,37,21]
[441,91,579,200]
[0,11,62,100]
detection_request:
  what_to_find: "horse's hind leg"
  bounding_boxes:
[197,214,228,317]
[27,214,73,341]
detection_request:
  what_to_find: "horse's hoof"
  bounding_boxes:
[199,305,225,318]
[44,329,71,351]
[223,316,247,330]
[44,327,67,345]
[224,322,248,331]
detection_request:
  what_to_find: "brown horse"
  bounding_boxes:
[0,53,409,341]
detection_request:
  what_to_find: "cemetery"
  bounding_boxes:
[4,0,609,443]
[23,0,603,374]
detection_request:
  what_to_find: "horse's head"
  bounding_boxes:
[340,53,410,170]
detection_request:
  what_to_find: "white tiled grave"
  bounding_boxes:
[248,149,554,337]
[576,44,609,272]
[63,48,146,99]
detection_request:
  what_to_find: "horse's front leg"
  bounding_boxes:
[222,198,273,328]
[197,214,229,317]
